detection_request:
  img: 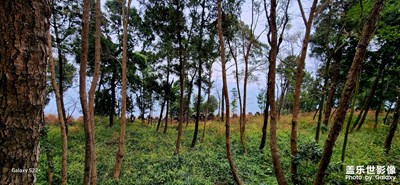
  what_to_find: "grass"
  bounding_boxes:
[37,112,399,185]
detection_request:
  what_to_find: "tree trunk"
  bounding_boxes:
[291,0,319,182]
[113,0,130,179]
[110,70,116,127]
[355,61,385,131]
[259,96,269,150]
[192,0,206,148]
[48,32,68,185]
[0,1,50,184]
[201,66,213,143]
[174,0,185,155]
[266,0,288,184]
[163,61,172,134]
[157,99,166,131]
[51,5,69,136]
[185,70,197,127]
[314,1,384,184]
[217,1,243,184]
[323,55,340,126]
[277,81,288,120]
[384,92,400,154]
[227,39,244,151]
[374,69,386,129]
[384,101,393,125]
[341,69,360,169]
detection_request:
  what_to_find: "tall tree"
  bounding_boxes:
[217,0,243,184]
[290,0,325,182]
[0,1,50,184]
[265,0,288,183]
[113,0,131,179]
[47,32,68,185]
[314,0,385,184]
[384,91,400,154]
[78,0,101,183]
[259,0,289,151]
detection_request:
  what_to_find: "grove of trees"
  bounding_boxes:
[1,0,399,184]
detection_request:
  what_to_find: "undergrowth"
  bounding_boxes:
[37,112,399,184]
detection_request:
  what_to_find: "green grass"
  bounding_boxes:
[37,112,400,185]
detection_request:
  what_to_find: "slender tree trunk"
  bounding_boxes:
[157,99,166,131]
[341,70,360,169]
[384,92,400,154]
[110,71,116,127]
[113,0,130,179]
[227,39,244,150]
[291,0,319,182]
[221,87,225,122]
[314,1,384,184]
[384,101,393,125]
[48,32,68,185]
[0,1,50,184]
[52,5,69,136]
[217,1,243,184]
[355,61,385,131]
[192,0,206,147]
[174,0,185,155]
[185,72,197,127]
[163,61,172,135]
[323,56,340,126]
[201,66,213,143]
[164,99,170,134]
[374,69,385,129]
[259,95,269,150]
[266,0,288,184]
[277,81,288,120]
[77,0,95,183]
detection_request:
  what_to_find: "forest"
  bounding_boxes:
[0,0,399,184]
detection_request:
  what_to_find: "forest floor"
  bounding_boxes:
[38,112,400,185]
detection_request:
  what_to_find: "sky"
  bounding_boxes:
[45,0,319,119]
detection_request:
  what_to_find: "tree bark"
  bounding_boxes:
[341,69,360,169]
[192,0,206,148]
[113,0,130,179]
[313,1,384,184]
[47,32,68,185]
[174,0,185,155]
[217,1,243,184]
[0,1,50,184]
[227,39,244,151]
[384,92,399,154]
[266,0,288,184]
[290,0,319,182]
[51,4,68,135]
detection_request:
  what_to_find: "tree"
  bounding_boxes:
[47,32,68,185]
[77,0,101,183]
[259,0,289,152]
[384,91,400,154]
[265,0,288,183]
[113,0,131,179]
[290,0,323,182]
[50,0,81,134]
[0,1,50,184]
[217,0,243,184]
[314,0,385,184]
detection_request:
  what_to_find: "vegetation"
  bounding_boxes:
[1,0,399,184]
[38,113,399,184]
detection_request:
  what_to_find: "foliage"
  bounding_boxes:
[37,112,400,184]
